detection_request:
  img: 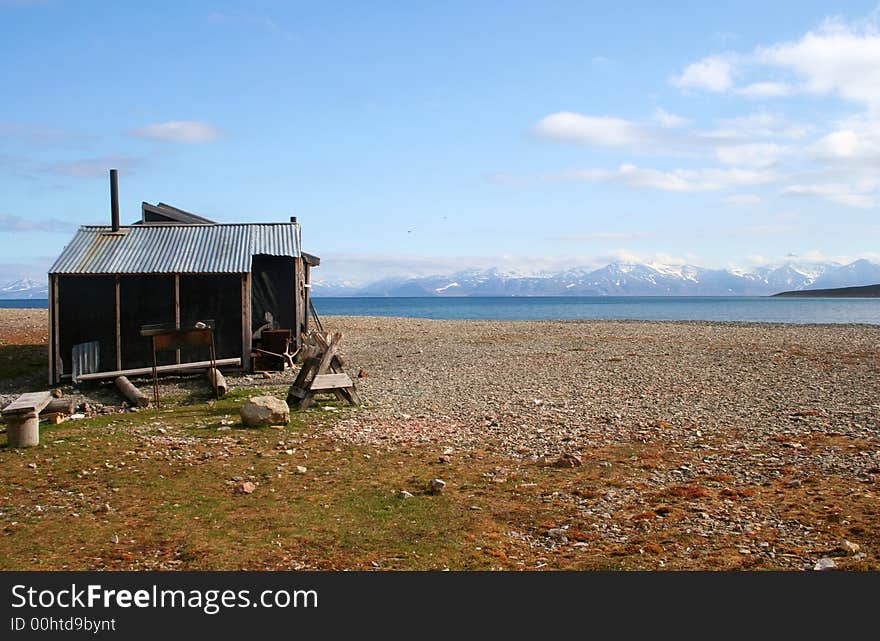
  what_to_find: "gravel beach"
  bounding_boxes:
[2,310,879,569]
[325,316,879,457]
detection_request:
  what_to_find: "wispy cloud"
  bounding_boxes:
[0,212,76,232]
[563,164,779,192]
[533,112,658,147]
[715,142,787,167]
[724,194,762,206]
[781,183,876,208]
[550,231,650,241]
[742,223,800,234]
[735,81,793,98]
[0,122,73,144]
[654,108,689,129]
[131,121,221,144]
[49,155,141,178]
[671,54,737,92]
[207,11,291,39]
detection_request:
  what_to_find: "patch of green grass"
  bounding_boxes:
[0,344,46,381]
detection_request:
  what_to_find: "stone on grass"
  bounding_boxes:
[237,481,256,494]
[552,453,583,468]
[398,490,414,499]
[240,396,289,427]
[813,557,836,571]
[429,478,446,494]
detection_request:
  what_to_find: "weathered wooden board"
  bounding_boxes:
[2,391,53,416]
[311,373,354,390]
[74,358,240,382]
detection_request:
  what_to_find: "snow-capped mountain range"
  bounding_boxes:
[3,260,878,299]
[311,259,880,297]
[0,278,48,299]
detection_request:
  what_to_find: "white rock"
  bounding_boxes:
[398,490,414,499]
[429,478,446,494]
[240,396,290,427]
[814,557,836,571]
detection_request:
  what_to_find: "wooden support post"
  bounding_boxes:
[115,276,122,371]
[52,274,61,382]
[206,367,227,397]
[48,275,55,385]
[294,258,304,350]
[174,274,180,364]
[115,375,150,407]
[242,273,252,372]
[304,263,311,334]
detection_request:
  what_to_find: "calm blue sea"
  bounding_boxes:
[312,296,880,325]
[4,296,879,324]
[0,299,49,309]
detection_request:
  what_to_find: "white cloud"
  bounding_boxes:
[710,112,808,139]
[811,115,880,163]
[756,17,880,106]
[552,231,648,241]
[674,16,880,106]
[567,164,778,192]
[654,108,689,128]
[132,121,221,144]
[533,112,652,147]
[671,55,736,92]
[743,224,800,234]
[735,81,793,98]
[781,183,876,208]
[716,142,786,167]
[725,194,762,206]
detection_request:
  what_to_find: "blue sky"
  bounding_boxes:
[2,1,879,284]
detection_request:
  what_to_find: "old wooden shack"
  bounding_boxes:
[46,171,319,384]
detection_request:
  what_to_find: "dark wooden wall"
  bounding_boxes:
[57,275,116,377]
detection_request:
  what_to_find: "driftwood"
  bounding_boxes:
[42,398,75,415]
[206,367,228,397]
[114,376,150,408]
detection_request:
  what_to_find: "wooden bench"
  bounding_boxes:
[2,391,52,447]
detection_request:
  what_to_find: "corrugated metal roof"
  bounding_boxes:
[49,223,303,274]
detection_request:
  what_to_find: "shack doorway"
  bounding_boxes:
[251,254,295,335]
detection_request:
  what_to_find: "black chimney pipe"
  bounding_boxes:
[110,169,120,232]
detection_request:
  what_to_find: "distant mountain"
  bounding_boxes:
[773,283,880,298]
[808,259,880,290]
[310,259,880,297]
[0,278,48,299]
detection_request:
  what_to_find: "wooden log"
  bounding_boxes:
[6,411,39,447]
[42,398,75,415]
[206,367,227,397]
[73,358,241,382]
[114,376,150,408]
